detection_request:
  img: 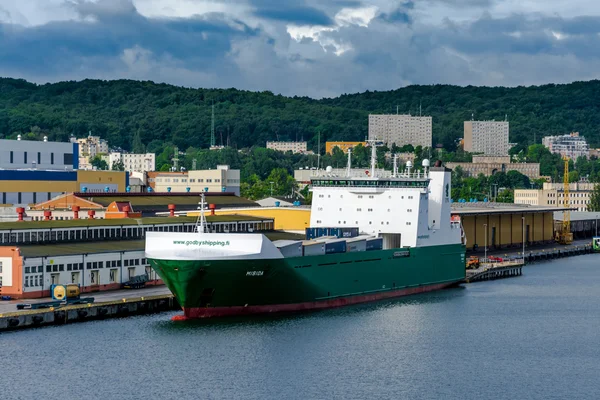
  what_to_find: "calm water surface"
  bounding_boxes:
[1,255,599,400]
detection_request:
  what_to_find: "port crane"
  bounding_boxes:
[556,156,573,244]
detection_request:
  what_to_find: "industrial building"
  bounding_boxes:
[446,155,540,180]
[368,114,432,148]
[454,203,560,251]
[147,165,241,195]
[515,181,596,211]
[463,120,510,156]
[325,142,366,154]
[543,132,589,159]
[554,211,600,239]
[0,214,275,299]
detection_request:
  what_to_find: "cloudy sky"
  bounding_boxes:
[1,0,599,97]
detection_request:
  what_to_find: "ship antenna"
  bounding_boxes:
[196,193,207,233]
[346,148,352,177]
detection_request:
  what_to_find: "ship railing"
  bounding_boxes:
[309,170,429,180]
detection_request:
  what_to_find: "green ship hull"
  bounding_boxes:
[149,243,466,319]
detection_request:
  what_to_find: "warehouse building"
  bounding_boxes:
[0,215,275,299]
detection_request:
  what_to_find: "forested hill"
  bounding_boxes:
[1,77,600,152]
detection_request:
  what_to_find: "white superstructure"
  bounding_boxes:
[309,142,461,248]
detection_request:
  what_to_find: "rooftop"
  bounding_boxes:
[553,211,600,221]
[452,203,573,216]
[0,214,268,230]
[17,231,305,258]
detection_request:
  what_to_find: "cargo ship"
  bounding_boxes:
[146,141,466,319]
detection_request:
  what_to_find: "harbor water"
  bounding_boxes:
[1,254,599,400]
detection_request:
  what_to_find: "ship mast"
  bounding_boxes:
[346,148,352,177]
[195,193,207,234]
[366,138,380,178]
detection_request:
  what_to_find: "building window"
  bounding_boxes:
[37,152,41,164]
[24,152,27,164]
[10,151,13,163]
[51,153,54,164]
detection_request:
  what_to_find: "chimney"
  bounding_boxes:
[209,203,216,216]
[44,210,52,221]
[72,205,80,220]
[123,205,130,218]
[168,204,176,217]
[88,210,96,219]
[16,207,25,222]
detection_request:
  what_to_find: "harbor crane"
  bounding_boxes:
[556,156,573,245]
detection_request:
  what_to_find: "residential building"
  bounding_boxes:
[109,152,156,173]
[514,181,597,212]
[368,114,432,148]
[445,155,540,180]
[463,120,510,155]
[325,141,366,154]
[590,148,600,158]
[148,165,241,195]
[266,141,307,154]
[542,132,589,159]
[77,134,108,158]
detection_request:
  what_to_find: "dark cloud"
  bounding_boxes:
[2,0,600,97]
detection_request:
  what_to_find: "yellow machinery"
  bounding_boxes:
[556,156,573,244]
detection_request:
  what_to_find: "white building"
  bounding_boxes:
[542,132,589,159]
[368,114,432,148]
[149,165,241,195]
[266,141,308,154]
[109,152,155,173]
[463,121,510,155]
[0,136,78,170]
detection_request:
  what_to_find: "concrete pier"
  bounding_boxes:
[0,294,179,332]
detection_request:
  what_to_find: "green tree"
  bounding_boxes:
[496,189,514,203]
[132,130,146,153]
[589,184,600,211]
[90,155,108,170]
[111,160,125,171]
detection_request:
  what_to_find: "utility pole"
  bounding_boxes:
[173,146,179,171]
[192,158,197,170]
[269,182,274,197]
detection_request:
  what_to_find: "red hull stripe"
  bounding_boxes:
[173,282,457,320]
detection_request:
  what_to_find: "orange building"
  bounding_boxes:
[105,201,142,219]
[325,141,366,154]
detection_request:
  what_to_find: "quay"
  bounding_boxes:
[465,241,594,283]
[0,289,178,332]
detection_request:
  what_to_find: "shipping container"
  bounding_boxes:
[306,227,360,240]
[366,238,383,251]
[340,227,359,238]
[346,237,366,252]
[273,240,303,258]
[325,239,347,254]
[303,242,326,256]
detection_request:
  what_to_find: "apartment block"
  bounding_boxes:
[446,155,540,180]
[368,114,432,148]
[542,132,589,159]
[109,152,156,173]
[463,121,510,155]
[266,141,307,154]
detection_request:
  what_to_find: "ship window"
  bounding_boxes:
[369,221,372,224]
[357,208,361,211]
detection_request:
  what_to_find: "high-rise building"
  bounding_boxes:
[368,114,432,148]
[542,132,589,159]
[463,121,510,155]
[109,152,156,173]
[266,141,307,154]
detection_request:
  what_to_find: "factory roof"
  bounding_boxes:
[553,211,600,221]
[451,203,573,216]
[0,214,268,230]
[17,231,305,258]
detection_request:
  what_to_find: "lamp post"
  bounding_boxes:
[522,216,526,263]
[483,223,487,262]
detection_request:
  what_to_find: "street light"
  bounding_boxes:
[483,223,487,262]
[522,216,526,263]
